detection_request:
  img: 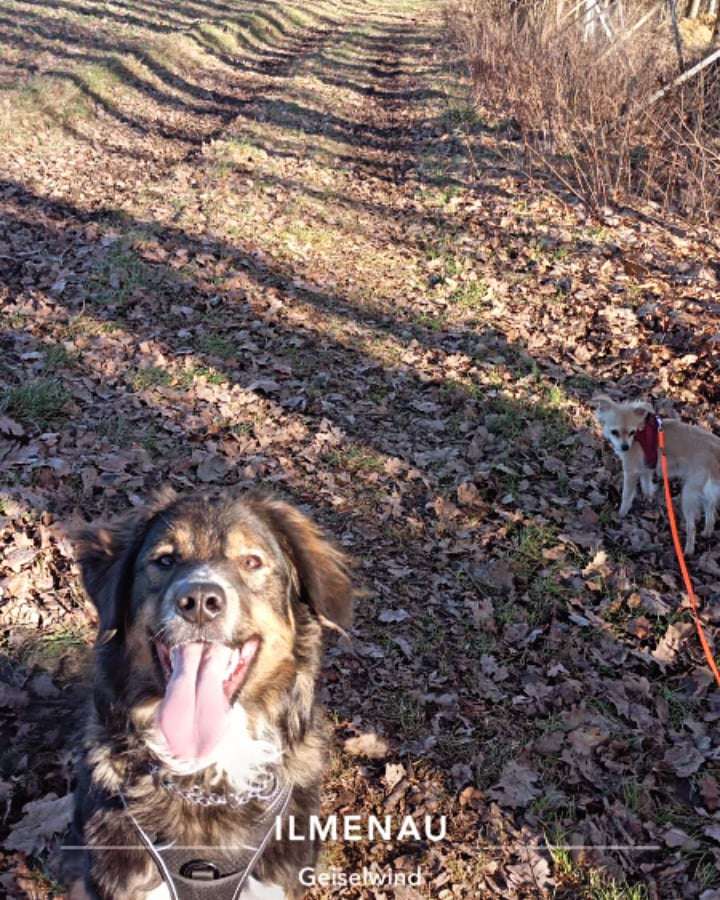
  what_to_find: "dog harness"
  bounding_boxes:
[119,777,293,900]
[634,412,659,468]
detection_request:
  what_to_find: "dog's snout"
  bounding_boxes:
[175,582,227,625]
[621,442,630,451]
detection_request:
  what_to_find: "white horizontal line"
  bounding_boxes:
[493,845,662,851]
[63,844,663,851]
[62,845,260,850]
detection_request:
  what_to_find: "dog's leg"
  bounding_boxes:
[82,807,164,900]
[69,881,92,900]
[682,482,701,555]
[640,469,656,500]
[145,884,172,900]
[702,481,720,538]
[242,877,286,899]
[619,464,640,517]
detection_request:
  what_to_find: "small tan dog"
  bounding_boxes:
[593,394,720,554]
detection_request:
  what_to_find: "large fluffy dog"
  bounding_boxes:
[67,491,352,899]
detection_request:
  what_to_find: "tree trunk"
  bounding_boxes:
[711,0,720,43]
[583,0,598,40]
[667,0,686,70]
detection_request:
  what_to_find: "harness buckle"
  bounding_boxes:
[179,860,221,881]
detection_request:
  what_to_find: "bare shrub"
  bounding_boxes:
[446,0,720,221]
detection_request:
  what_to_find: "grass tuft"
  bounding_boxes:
[1,379,70,428]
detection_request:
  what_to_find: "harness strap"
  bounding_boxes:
[119,782,292,900]
[634,412,659,468]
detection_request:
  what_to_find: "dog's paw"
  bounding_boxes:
[68,882,92,900]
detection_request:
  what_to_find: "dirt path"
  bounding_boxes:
[2,0,720,897]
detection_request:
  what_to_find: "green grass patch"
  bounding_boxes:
[415,311,447,331]
[29,628,87,658]
[281,221,336,255]
[197,333,236,359]
[95,416,133,445]
[11,624,91,674]
[584,871,649,900]
[660,686,700,730]
[130,366,173,391]
[382,690,425,739]
[0,62,120,137]
[426,246,462,279]
[450,278,489,310]
[442,102,485,129]
[544,821,651,898]
[511,523,558,579]
[91,236,168,307]
[44,343,77,370]
[483,394,525,440]
[324,445,384,473]
[527,573,570,625]
[1,378,70,428]
[140,424,161,455]
[176,365,228,388]
[481,385,575,450]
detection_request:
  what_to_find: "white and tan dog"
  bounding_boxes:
[593,394,720,554]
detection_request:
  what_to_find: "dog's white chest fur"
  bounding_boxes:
[144,703,282,787]
[140,711,286,898]
[145,878,285,899]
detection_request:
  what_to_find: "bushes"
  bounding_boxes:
[446,0,720,221]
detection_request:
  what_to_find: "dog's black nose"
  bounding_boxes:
[175,583,226,624]
[621,442,630,451]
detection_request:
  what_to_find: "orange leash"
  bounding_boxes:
[657,417,720,688]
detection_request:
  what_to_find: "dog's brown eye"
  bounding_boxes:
[242,554,263,571]
[154,554,175,569]
[611,429,619,437]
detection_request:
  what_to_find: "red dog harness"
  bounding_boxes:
[634,413,659,468]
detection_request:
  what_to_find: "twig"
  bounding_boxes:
[597,4,661,63]
[557,0,590,26]
[635,46,720,117]
[595,3,633,71]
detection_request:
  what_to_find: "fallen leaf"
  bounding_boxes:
[196,455,229,483]
[5,793,73,854]
[0,416,24,436]
[489,762,541,808]
[384,762,405,791]
[344,732,390,759]
[664,741,706,778]
[378,608,410,623]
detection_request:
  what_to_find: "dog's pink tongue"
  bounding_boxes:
[157,642,233,761]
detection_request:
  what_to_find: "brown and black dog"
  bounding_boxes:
[66,490,352,899]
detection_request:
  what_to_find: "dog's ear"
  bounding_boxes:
[72,489,178,633]
[591,394,615,421]
[256,499,353,631]
[592,394,614,412]
[630,400,653,419]
[72,514,145,633]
